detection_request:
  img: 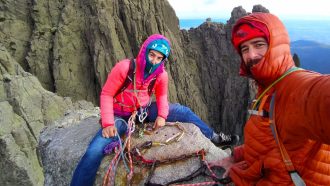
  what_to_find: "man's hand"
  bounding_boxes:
[102,126,117,138]
[153,116,166,130]
[208,145,245,178]
[208,156,235,178]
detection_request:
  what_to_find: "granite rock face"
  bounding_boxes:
[0,0,252,132]
[39,113,229,186]
[0,45,73,185]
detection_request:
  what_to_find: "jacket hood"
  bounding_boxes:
[136,34,171,81]
[232,13,295,88]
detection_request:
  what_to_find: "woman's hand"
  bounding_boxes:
[153,116,166,130]
[102,126,117,138]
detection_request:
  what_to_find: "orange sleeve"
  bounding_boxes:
[276,71,330,144]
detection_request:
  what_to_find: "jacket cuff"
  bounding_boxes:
[233,145,244,162]
[157,114,167,120]
[102,122,114,128]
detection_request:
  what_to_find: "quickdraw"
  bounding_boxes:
[137,104,150,138]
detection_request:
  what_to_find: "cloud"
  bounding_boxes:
[167,0,330,20]
[204,0,217,5]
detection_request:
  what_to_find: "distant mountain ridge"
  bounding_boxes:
[180,19,330,45]
[291,40,330,74]
[180,18,330,74]
[284,19,330,45]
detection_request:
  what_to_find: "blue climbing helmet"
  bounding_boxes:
[146,39,171,59]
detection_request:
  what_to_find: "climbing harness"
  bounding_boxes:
[128,61,152,138]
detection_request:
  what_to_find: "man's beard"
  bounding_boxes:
[246,58,262,76]
[246,58,262,69]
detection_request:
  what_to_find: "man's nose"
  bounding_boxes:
[246,49,258,59]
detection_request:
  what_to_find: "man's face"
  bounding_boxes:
[148,50,164,65]
[240,37,268,69]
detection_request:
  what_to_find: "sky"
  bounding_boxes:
[167,0,330,20]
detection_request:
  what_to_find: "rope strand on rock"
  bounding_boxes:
[102,121,231,186]
[126,112,137,185]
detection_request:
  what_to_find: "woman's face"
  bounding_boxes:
[147,50,164,65]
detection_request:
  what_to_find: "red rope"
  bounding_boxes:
[126,113,136,184]
[102,113,137,186]
[102,147,121,186]
[173,181,220,186]
[204,160,218,180]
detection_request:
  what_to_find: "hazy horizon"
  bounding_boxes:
[168,0,330,21]
[179,18,330,45]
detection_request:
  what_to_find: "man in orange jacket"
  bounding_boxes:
[212,12,330,185]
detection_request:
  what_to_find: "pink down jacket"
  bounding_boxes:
[100,34,170,127]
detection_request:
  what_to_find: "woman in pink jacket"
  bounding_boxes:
[71,34,238,186]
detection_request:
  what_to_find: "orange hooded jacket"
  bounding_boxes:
[230,13,330,185]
